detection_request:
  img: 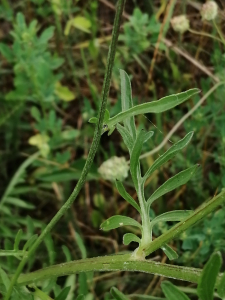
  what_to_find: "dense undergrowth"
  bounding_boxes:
[0,0,225,299]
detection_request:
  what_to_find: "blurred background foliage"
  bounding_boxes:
[0,0,225,299]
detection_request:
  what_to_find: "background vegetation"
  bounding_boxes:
[0,0,225,299]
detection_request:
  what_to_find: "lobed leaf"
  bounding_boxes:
[120,69,136,139]
[100,215,142,231]
[151,210,193,227]
[147,165,199,207]
[143,132,194,183]
[107,89,200,128]
[161,244,178,260]
[111,287,129,300]
[123,233,141,245]
[197,252,222,300]
[161,281,191,300]
[115,180,141,213]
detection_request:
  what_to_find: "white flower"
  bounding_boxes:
[201,1,218,21]
[171,15,190,34]
[98,156,129,181]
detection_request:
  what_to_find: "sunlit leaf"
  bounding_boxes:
[161,281,191,300]
[89,117,98,124]
[161,244,178,260]
[197,252,222,300]
[115,180,140,213]
[55,82,76,101]
[123,233,140,245]
[147,165,199,207]
[65,16,91,35]
[100,215,142,231]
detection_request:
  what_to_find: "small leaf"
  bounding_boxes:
[0,266,10,290]
[55,286,71,300]
[120,69,136,139]
[65,16,91,35]
[5,197,35,209]
[14,229,23,251]
[161,244,178,260]
[217,271,225,298]
[147,165,199,207]
[110,287,129,300]
[89,117,98,124]
[130,129,145,188]
[151,211,193,226]
[100,215,142,231]
[104,109,110,122]
[116,124,133,151]
[55,82,76,101]
[123,233,140,245]
[144,131,154,143]
[23,234,38,251]
[143,132,194,183]
[0,43,14,61]
[75,296,84,300]
[197,252,222,300]
[161,281,191,300]
[115,180,141,213]
[39,26,55,44]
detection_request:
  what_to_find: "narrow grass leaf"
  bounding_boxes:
[120,69,136,139]
[116,124,133,152]
[62,245,72,262]
[5,197,35,209]
[14,229,23,251]
[23,234,38,251]
[107,89,200,128]
[144,131,154,143]
[130,129,146,188]
[151,211,193,226]
[55,286,71,300]
[143,132,194,183]
[217,272,225,298]
[161,244,178,260]
[115,180,141,213]
[161,281,191,300]
[123,233,141,245]
[147,165,199,207]
[100,215,142,231]
[0,267,10,290]
[197,252,222,300]
[111,287,129,300]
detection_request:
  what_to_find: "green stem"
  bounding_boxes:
[4,1,126,299]
[213,20,225,46]
[144,190,225,256]
[10,254,223,288]
[189,28,223,43]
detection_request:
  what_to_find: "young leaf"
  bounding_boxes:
[161,281,191,300]
[120,69,136,139]
[217,271,225,298]
[116,124,133,152]
[106,89,200,129]
[110,287,129,300]
[123,233,141,245]
[151,211,193,227]
[197,252,222,300]
[130,129,146,188]
[14,229,23,251]
[144,131,154,143]
[147,165,199,207]
[143,132,194,183]
[115,180,141,213]
[161,244,178,260]
[104,109,110,122]
[100,215,142,231]
[88,117,98,124]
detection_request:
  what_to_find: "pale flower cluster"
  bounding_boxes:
[98,156,129,181]
[201,1,218,21]
[170,15,190,34]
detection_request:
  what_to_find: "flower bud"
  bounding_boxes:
[171,15,190,34]
[201,1,218,21]
[98,156,129,181]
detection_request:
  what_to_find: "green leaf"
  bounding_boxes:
[14,229,23,251]
[88,117,98,124]
[55,286,71,300]
[0,266,10,290]
[110,287,129,300]
[123,233,140,245]
[130,129,146,188]
[76,295,84,300]
[197,252,222,300]
[100,215,142,231]
[55,82,76,101]
[23,234,38,251]
[144,131,154,143]
[5,197,35,209]
[161,281,191,300]
[120,69,136,139]
[39,26,55,44]
[107,89,200,129]
[104,109,110,122]
[116,124,133,152]
[115,180,141,213]
[151,211,193,227]
[217,272,225,298]
[147,165,199,207]
[0,43,14,61]
[143,132,194,183]
[161,244,178,260]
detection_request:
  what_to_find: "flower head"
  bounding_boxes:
[201,1,218,21]
[171,15,190,34]
[98,156,129,181]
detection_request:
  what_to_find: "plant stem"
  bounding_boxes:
[9,254,223,287]
[4,1,126,299]
[189,28,223,43]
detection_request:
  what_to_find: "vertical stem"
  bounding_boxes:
[4,1,126,299]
